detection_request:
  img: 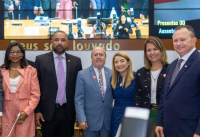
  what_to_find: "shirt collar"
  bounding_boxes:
[93,66,104,72]
[178,47,196,61]
[53,51,66,59]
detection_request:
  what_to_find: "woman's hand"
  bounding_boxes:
[124,28,128,32]
[0,116,2,134]
[119,26,123,29]
[16,112,28,124]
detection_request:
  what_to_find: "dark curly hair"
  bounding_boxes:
[1,42,28,69]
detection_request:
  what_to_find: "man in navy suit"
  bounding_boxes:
[155,25,200,137]
[128,0,149,18]
[20,0,40,19]
[75,47,113,137]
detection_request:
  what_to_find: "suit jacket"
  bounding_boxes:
[4,0,13,18]
[157,49,200,136]
[75,65,113,131]
[34,52,82,122]
[1,66,40,116]
[20,0,40,10]
[115,23,133,39]
[133,64,168,108]
[40,0,60,10]
[128,0,149,18]
[0,70,4,113]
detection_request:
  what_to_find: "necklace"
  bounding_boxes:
[150,68,162,83]
[10,65,20,71]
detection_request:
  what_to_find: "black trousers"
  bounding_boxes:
[41,104,74,137]
[73,3,90,19]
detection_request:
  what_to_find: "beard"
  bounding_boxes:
[53,44,67,54]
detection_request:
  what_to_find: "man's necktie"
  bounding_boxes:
[170,59,184,87]
[98,69,105,98]
[57,56,65,105]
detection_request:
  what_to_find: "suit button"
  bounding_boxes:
[17,96,19,98]
[166,98,168,100]
[9,92,11,94]
[17,91,19,93]
[9,97,11,98]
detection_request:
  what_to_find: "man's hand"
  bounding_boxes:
[8,6,14,13]
[140,14,145,19]
[121,6,125,12]
[93,6,97,10]
[15,0,20,7]
[34,7,38,14]
[56,5,60,13]
[39,8,44,14]
[16,111,28,124]
[35,112,45,127]
[194,134,200,137]
[118,26,123,29]
[124,28,128,32]
[73,2,78,8]
[155,126,164,137]
[127,10,130,15]
[79,121,88,130]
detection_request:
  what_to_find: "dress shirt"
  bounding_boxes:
[179,47,196,70]
[53,51,67,104]
[93,66,107,93]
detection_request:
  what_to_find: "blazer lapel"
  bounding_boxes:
[16,68,25,91]
[89,65,103,98]
[1,69,11,92]
[168,50,198,92]
[48,52,57,84]
[103,67,110,99]
[65,53,70,89]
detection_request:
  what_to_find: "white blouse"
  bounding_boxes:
[10,75,21,93]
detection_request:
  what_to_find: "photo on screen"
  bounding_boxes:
[3,0,150,40]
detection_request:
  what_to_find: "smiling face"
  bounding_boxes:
[173,28,197,58]
[114,56,130,74]
[9,46,23,64]
[91,47,106,69]
[52,32,68,56]
[146,43,161,64]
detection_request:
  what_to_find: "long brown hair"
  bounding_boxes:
[111,52,134,89]
[144,36,168,69]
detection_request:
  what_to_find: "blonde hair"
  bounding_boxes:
[144,36,168,69]
[111,52,134,89]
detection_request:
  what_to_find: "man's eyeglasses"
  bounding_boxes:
[10,50,22,55]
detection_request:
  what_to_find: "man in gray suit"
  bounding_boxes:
[4,0,14,19]
[75,47,113,137]
[40,0,60,18]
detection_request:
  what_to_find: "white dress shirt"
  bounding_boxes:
[93,67,107,93]
[53,51,67,104]
[179,47,196,70]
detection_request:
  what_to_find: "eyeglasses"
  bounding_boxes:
[9,50,22,55]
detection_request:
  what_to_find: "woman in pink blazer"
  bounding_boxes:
[57,0,72,19]
[0,42,40,137]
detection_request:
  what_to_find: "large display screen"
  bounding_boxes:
[2,0,149,39]
[152,0,200,38]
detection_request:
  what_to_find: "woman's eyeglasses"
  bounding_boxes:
[10,50,22,55]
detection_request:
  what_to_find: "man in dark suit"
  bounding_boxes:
[20,0,40,19]
[40,0,60,18]
[128,0,149,18]
[34,31,82,137]
[72,0,90,19]
[155,25,200,137]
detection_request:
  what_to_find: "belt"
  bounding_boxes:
[150,104,158,110]
[55,103,67,108]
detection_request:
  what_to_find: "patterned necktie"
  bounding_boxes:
[57,56,65,105]
[170,59,184,87]
[98,69,104,98]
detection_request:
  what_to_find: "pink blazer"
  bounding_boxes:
[1,65,40,116]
